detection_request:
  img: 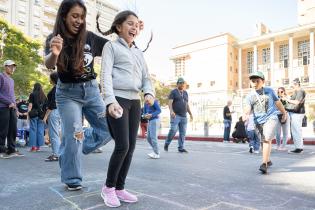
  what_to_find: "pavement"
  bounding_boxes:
[1,140,315,210]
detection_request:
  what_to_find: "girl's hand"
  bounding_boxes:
[108,102,123,119]
[50,34,63,56]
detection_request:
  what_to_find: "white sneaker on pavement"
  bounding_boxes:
[147,152,160,159]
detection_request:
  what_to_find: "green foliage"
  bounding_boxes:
[139,79,172,107]
[0,18,50,96]
[154,80,172,107]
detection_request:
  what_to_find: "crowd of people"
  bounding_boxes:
[0,0,311,208]
[224,71,306,174]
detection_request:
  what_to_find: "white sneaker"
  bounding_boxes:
[253,150,259,154]
[147,152,160,159]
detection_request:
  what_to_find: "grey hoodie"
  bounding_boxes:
[100,38,155,106]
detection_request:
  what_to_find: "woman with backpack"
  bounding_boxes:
[28,83,47,152]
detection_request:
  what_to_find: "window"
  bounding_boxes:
[230,66,232,72]
[235,68,238,73]
[279,44,289,68]
[19,5,26,13]
[197,83,202,88]
[33,9,40,17]
[210,81,215,86]
[247,51,253,73]
[298,40,310,66]
[262,48,270,64]
[174,58,186,77]
[18,20,25,26]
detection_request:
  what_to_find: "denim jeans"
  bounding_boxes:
[29,117,45,147]
[48,109,61,156]
[289,112,304,149]
[165,115,187,150]
[247,130,260,151]
[275,112,290,147]
[147,118,160,155]
[223,119,231,141]
[56,79,112,185]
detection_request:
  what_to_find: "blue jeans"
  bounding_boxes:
[165,115,187,150]
[289,112,304,149]
[147,118,160,154]
[48,109,61,156]
[247,130,260,151]
[56,79,112,185]
[29,117,45,147]
[275,112,290,147]
[223,119,231,141]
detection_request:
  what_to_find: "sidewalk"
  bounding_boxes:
[1,140,315,209]
[152,135,315,145]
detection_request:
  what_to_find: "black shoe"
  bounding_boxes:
[45,154,59,162]
[67,184,82,191]
[288,148,304,154]
[259,163,268,174]
[267,161,273,167]
[164,144,168,152]
[249,147,253,153]
[178,148,188,153]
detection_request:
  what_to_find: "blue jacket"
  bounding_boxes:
[143,100,161,121]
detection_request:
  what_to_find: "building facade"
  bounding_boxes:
[0,0,118,40]
[171,1,315,125]
[170,33,239,123]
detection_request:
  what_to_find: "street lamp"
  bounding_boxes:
[0,28,7,58]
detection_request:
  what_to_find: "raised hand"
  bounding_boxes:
[50,34,63,56]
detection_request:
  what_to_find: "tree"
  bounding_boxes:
[154,80,172,107]
[0,18,50,97]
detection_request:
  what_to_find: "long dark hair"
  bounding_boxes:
[96,10,152,52]
[53,0,87,75]
[277,87,286,95]
[32,83,47,105]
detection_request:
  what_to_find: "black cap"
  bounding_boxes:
[293,78,300,84]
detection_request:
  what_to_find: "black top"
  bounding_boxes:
[17,101,28,120]
[233,121,247,138]
[223,105,232,121]
[169,89,188,117]
[28,93,46,111]
[47,86,57,110]
[290,89,306,114]
[45,31,109,83]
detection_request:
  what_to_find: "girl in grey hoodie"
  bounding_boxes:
[99,10,155,208]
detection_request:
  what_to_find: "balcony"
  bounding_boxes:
[301,76,309,84]
[44,6,57,15]
[42,16,55,26]
[282,78,289,85]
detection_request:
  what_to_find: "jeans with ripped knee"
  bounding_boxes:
[56,79,112,185]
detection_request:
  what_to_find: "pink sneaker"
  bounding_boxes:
[115,189,138,203]
[101,186,121,208]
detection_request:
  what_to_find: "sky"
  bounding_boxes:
[110,0,298,81]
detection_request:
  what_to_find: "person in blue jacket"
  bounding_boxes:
[144,98,161,159]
